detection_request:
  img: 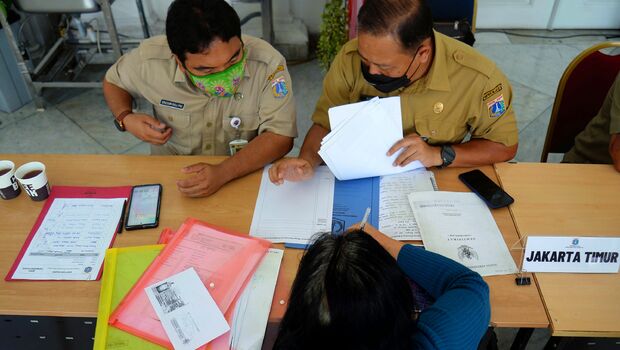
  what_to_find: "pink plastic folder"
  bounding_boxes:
[109,218,271,349]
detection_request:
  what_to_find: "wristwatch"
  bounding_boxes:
[439,145,456,168]
[113,110,132,132]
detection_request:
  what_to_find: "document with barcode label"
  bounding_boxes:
[145,268,229,350]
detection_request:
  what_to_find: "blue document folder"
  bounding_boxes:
[284,177,380,249]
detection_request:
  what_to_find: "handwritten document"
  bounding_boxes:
[408,192,518,276]
[250,166,335,245]
[146,268,230,350]
[379,170,437,240]
[12,198,125,280]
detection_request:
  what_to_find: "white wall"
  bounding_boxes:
[477,0,620,29]
[290,0,327,34]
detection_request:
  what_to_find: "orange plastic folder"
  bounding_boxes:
[109,218,271,348]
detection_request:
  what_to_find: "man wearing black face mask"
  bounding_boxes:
[269,0,518,185]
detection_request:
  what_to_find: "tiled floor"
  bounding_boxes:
[1,29,619,349]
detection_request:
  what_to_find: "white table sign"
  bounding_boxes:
[522,236,620,273]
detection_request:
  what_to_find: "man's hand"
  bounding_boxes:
[268,158,315,185]
[124,113,172,145]
[387,133,443,167]
[177,163,230,197]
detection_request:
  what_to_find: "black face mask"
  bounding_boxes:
[361,48,420,93]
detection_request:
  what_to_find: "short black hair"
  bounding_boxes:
[358,0,433,53]
[274,230,414,350]
[165,0,241,63]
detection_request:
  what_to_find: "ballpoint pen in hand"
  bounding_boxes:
[360,207,371,231]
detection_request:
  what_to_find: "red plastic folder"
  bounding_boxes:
[109,218,271,349]
[5,185,131,281]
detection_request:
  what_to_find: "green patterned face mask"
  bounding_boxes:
[187,51,246,97]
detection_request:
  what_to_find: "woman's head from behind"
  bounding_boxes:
[274,230,414,350]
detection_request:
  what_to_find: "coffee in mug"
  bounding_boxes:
[0,160,21,200]
[15,162,50,201]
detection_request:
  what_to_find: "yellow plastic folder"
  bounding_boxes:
[94,244,165,349]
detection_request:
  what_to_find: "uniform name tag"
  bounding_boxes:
[160,99,185,110]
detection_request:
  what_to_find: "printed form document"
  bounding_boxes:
[250,166,335,245]
[11,198,125,280]
[408,191,518,276]
[332,170,436,240]
[318,97,424,180]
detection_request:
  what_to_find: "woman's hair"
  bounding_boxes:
[358,0,434,53]
[274,230,414,350]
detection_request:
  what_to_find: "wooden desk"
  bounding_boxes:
[0,155,547,329]
[495,162,620,337]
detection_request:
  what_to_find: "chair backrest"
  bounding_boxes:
[540,42,620,162]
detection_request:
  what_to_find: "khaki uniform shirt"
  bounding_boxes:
[106,35,297,155]
[563,73,620,164]
[312,31,518,147]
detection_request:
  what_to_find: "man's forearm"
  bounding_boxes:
[217,132,293,182]
[450,139,518,167]
[299,123,329,168]
[103,78,134,117]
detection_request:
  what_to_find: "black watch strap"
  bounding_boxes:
[439,145,456,168]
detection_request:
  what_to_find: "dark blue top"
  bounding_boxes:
[397,244,491,350]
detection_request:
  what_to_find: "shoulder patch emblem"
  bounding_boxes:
[271,76,288,98]
[487,95,506,118]
[266,65,285,81]
[483,83,503,101]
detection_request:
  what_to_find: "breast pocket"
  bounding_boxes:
[153,106,192,154]
[222,114,260,143]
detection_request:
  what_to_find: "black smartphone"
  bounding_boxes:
[125,184,162,230]
[458,169,514,209]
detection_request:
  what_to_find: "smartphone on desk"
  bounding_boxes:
[458,169,514,209]
[125,184,162,230]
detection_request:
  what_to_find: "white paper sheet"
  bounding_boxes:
[378,170,437,240]
[229,249,284,350]
[145,268,230,350]
[408,191,518,276]
[12,198,125,280]
[250,166,335,245]
[319,97,424,180]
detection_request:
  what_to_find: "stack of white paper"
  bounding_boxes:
[228,249,284,350]
[318,97,424,180]
[408,191,518,276]
[250,166,335,245]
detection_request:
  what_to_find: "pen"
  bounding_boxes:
[117,200,127,234]
[360,207,371,231]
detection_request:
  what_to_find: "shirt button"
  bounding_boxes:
[431,130,437,135]
[168,116,174,122]
[205,144,212,150]
[433,102,444,114]
[207,122,213,128]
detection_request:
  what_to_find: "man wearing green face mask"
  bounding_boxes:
[103,0,297,197]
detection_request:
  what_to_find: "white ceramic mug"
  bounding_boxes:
[0,160,21,200]
[14,161,50,201]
